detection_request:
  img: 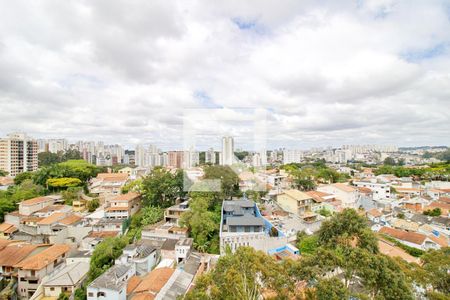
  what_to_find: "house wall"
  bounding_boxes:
[87,287,125,300]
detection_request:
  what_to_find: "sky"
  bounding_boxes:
[0,0,449,150]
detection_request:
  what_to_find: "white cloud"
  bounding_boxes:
[0,0,449,149]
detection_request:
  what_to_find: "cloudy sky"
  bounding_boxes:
[0,0,449,150]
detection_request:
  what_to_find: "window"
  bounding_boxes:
[50,288,55,291]
[88,292,94,297]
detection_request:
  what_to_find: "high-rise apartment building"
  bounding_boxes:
[0,133,38,177]
[221,136,234,166]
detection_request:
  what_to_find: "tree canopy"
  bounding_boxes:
[141,167,187,207]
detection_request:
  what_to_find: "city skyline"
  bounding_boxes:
[0,1,449,148]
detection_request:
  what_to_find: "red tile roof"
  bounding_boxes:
[14,244,70,270]
[379,227,427,245]
[112,192,140,202]
[20,196,54,206]
[134,267,174,294]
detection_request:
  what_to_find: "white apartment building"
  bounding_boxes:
[221,136,234,166]
[317,183,360,208]
[205,148,216,164]
[0,133,38,177]
[283,149,303,164]
[353,180,391,200]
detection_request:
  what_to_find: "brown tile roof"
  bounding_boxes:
[379,227,427,245]
[132,294,155,300]
[88,231,119,238]
[14,244,70,270]
[58,214,82,225]
[439,197,450,204]
[0,244,43,266]
[0,223,15,232]
[0,239,14,251]
[367,208,382,218]
[134,267,174,294]
[20,196,53,206]
[35,204,66,213]
[427,201,450,210]
[21,216,45,223]
[127,275,142,295]
[334,183,357,193]
[96,173,128,181]
[305,191,329,203]
[112,192,140,202]
[37,212,66,225]
[358,187,373,194]
[428,235,448,248]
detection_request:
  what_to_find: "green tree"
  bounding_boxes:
[184,247,294,300]
[421,247,450,294]
[57,292,69,300]
[180,193,219,253]
[297,235,319,255]
[121,179,143,194]
[87,237,127,282]
[38,152,61,167]
[424,208,442,216]
[0,170,8,176]
[314,277,349,300]
[47,177,82,190]
[383,157,396,166]
[203,165,240,199]
[13,171,34,185]
[140,205,164,226]
[141,168,187,207]
[318,208,378,253]
[61,187,82,205]
[87,198,100,212]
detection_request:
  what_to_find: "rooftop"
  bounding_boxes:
[15,244,70,270]
[133,267,174,294]
[20,196,54,206]
[89,264,130,291]
[37,212,66,225]
[0,244,44,266]
[227,216,265,227]
[281,189,312,201]
[44,262,89,286]
[111,192,140,202]
[379,227,427,245]
[58,214,82,225]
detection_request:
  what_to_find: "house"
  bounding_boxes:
[366,208,383,223]
[15,244,71,298]
[19,196,58,216]
[395,187,422,198]
[115,244,159,275]
[128,267,175,300]
[87,264,134,300]
[277,189,315,216]
[353,180,391,200]
[391,218,420,232]
[43,261,90,298]
[164,200,189,225]
[400,197,429,213]
[105,192,141,219]
[0,222,17,239]
[141,223,189,240]
[0,243,48,279]
[379,227,441,250]
[424,201,450,216]
[89,173,129,201]
[33,204,72,218]
[175,238,193,263]
[220,199,288,254]
[317,183,359,208]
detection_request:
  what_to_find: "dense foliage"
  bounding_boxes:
[281,161,350,191]
[185,209,424,300]
[374,162,450,180]
[141,167,187,207]
[38,149,82,167]
[203,165,240,199]
[0,179,45,222]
